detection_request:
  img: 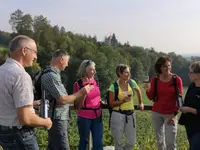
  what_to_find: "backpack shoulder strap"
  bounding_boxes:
[172,74,178,96]
[113,81,119,101]
[94,78,100,87]
[128,79,134,91]
[77,79,83,89]
[153,75,158,101]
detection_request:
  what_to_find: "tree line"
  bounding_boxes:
[0,9,198,96]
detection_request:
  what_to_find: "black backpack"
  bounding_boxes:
[32,69,55,100]
[106,79,135,127]
[153,74,179,101]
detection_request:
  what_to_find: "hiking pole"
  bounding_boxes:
[40,90,48,118]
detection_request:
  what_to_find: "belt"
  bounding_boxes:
[112,110,135,127]
[113,110,134,115]
[0,125,34,132]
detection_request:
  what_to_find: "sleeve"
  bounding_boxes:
[108,84,115,92]
[41,74,67,100]
[146,77,156,100]
[177,76,183,95]
[130,79,139,89]
[13,73,34,108]
[73,82,80,93]
[183,83,193,105]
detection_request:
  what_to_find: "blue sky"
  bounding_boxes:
[1,0,200,55]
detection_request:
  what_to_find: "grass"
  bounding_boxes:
[35,110,189,150]
[0,45,7,51]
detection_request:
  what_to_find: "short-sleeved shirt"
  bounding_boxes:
[73,78,101,119]
[0,58,34,126]
[41,66,69,120]
[146,75,183,114]
[109,79,138,111]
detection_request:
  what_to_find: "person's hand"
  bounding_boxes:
[123,96,131,103]
[143,83,149,91]
[79,85,92,95]
[44,118,52,130]
[33,100,41,110]
[138,103,144,111]
[167,115,176,125]
[180,106,197,114]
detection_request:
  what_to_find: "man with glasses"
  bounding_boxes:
[41,49,92,150]
[0,35,52,150]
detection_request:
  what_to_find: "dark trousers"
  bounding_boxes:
[77,116,103,150]
[47,119,70,150]
[0,126,39,150]
[185,126,200,150]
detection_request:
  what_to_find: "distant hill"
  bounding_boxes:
[183,55,191,61]
[182,54,200,61]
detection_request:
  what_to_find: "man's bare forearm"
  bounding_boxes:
[58,91,82,105]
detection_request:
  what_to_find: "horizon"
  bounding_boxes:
[1,0,200,55]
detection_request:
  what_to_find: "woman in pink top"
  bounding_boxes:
[73,60,103,150]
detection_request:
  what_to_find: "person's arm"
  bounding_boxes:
[73,81,86,109]
[131,79,144,110]
[108,84,130,108]
[57,89,88,105]
[145,77,156,100]
[42,74,90,106]
[109,92,129,108]
[135,88,142,104]
[13,73,52,129]
[17,105,52,129]
[177,76,184,96]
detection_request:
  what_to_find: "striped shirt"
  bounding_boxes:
[0,58,34,126]
[41,66,69,120]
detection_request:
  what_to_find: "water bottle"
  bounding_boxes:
[40,90,48,118]
[177,89,183,108]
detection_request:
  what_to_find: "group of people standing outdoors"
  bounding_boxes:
[0,35,199,150]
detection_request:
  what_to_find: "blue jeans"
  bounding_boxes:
[77,116,103,150]
[185,126,200,150]
[47,119,70,150]
[0,126,39,150]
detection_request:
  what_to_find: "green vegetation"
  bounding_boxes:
[0,9,197,96]
[0,9,192,150]
[35,110,189,150]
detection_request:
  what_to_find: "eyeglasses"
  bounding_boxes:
[25,47,38,54]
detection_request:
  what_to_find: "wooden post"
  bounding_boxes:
[88,131,92,150]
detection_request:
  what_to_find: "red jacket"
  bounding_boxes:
[146,75,183,114]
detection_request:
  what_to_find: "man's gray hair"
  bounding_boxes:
[78,60,96,78]
[189,61,200,73]
[8,35,34,52]
[52,49,69,58]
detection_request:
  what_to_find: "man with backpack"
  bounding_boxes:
[41,49,92,150]
[108,64,144,150]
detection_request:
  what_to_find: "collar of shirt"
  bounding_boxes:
[46,65,61,74]
[82,78,95,85]
[6,58,25,70]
